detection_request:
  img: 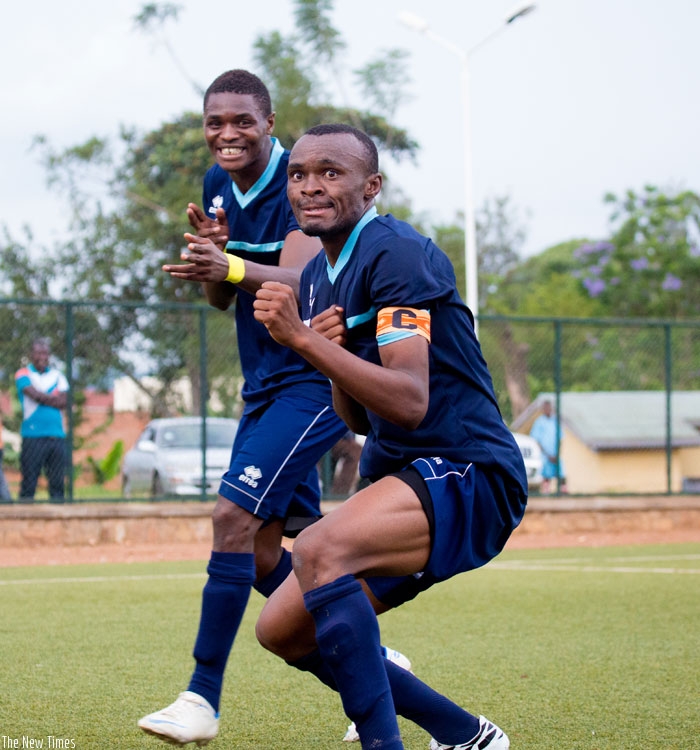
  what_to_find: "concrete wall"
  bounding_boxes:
[1,497,699,550]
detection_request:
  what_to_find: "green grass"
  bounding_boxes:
[0,544,698,748]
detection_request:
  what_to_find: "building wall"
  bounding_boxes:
[561,433,691,493]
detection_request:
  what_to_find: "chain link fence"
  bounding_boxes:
[480,315,700,495]
[1,299,698,502]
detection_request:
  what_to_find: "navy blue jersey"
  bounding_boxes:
[300,208,527,495]
[202,137,329,411]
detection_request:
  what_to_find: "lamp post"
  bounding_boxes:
[399,5,536,335]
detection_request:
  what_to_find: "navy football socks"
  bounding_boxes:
[254,548,292,598]
[188,551,256,712]
[291,640,479,743]
[303,574,403,748]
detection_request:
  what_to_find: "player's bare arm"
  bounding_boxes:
[164,227,320,304]
[254,281,429,431]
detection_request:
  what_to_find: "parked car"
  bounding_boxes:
[122,417,238,498]
[512,432,544,491]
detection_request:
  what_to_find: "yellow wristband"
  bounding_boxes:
[225,253,246,284]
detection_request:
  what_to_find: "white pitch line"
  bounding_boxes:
[0,572,206,586]
[503,553,700,565]
[489,562,700,575]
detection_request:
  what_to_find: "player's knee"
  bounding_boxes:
[290,524,351,587]
[290,526,325,574]
[211,496,260,550]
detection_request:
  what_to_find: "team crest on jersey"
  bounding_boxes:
[208,195,224,214]
[239,465,262,488]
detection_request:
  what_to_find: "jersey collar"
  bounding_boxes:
[326,206,378,283]
[231,137,284,209]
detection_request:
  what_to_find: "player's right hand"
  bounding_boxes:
[186,203,229,250]
[162,233,231,282]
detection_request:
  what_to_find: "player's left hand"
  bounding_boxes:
[163,233,230,282]
[253,281,306,346]
[311,306,347,346]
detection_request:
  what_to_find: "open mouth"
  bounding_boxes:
[299,203,333,216]
[219,147,244,156]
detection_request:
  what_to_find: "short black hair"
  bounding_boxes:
[203,69,272,116]
[304,124,379,173]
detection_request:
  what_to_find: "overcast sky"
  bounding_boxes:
[2,0,699,260]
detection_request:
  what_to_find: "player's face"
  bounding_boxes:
[203,92,275,181]
[287,133,381,253]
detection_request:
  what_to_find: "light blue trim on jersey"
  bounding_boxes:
[231,137,284,209]
[326,206,378,283]
[225,240,284,254]
[346,306,376,330]
[377,330,416,347]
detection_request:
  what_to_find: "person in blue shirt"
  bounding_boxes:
[15,338,69,502]
[253,124,528,750]
[530,400,568,494]
[138,72,409,747]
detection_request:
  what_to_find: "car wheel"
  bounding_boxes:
[151,473,165,498]
[122,474,132,499]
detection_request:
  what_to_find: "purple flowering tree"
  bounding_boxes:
[574,186,700,317]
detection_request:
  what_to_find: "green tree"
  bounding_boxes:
[0,0,420,419]
[574,185,700,318]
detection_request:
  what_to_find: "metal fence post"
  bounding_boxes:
[664,323,672,494]
[65,302,75,502]
[553,318,563,495]
[199,307,209,502]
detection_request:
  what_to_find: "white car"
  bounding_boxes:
[512,432,544,491]
[122,416,238,498]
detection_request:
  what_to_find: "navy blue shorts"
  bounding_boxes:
[218,394,347,528]
[366,457,527,608]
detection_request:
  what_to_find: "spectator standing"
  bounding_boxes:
[0,413,12,502]
[530,399,567,493]
[15,338,68,502]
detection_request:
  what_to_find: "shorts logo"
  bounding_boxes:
[239,465,262,488]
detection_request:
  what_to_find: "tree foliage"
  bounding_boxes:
[1,1,697,432]
[574,185,700,319]
[0,0,420,419]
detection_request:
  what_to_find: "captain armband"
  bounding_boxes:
[376,306,431,346]
[225,253,246,284]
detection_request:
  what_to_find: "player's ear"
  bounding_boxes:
[267,111,276,134]
[365,173,383,200]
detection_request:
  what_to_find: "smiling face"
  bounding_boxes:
[287,132,382,258]
[203,92,275,189]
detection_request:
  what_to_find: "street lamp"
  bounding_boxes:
[399,5,536,335]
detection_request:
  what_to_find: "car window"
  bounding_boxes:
[155,422,236,449]
[140,427,155,443]
[158,425,198,448]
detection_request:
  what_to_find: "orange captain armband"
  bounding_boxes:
[376,306,431,345]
